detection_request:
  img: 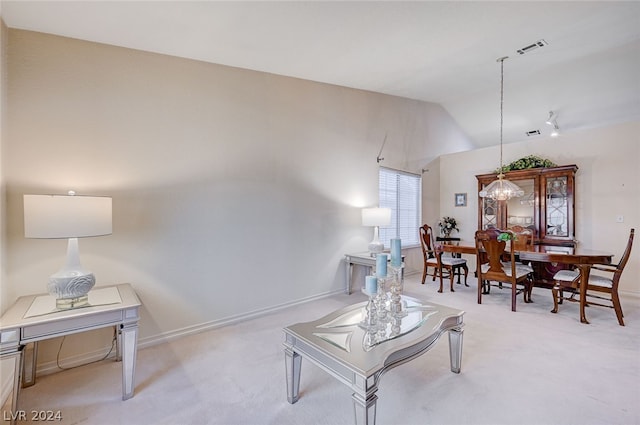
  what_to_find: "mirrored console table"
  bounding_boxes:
[0,283,141,424]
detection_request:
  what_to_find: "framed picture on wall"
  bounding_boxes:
[455,193,467,207]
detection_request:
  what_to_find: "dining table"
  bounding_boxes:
[435,241,614,324]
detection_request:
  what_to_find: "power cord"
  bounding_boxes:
[56,326,118,370]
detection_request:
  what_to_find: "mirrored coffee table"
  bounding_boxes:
[283,295,464,425]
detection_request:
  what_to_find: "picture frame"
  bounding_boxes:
[455,193,467,207]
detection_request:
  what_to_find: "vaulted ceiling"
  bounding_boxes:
[2,1,639,149]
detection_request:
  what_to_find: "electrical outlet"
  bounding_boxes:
[616,215,624,223]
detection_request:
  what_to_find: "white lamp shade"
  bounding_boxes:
[362,208,391,227]
[24,194,112,239]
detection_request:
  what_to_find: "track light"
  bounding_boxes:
[546,110,560,137]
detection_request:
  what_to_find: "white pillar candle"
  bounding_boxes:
[376,253,388,277]
[365,275,378,295]
[391,238,402,267]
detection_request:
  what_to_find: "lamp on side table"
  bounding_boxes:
[23,191,112,309]
[362,207,391,255]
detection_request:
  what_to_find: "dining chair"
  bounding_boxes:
[419,224,468,293]
[475,229,533,311]
[552,228,634,326]
[503,225,534,269]
[502,225,535,300]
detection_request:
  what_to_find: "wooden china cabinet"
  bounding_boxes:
[476,164,578,246]
[476,164,579,287]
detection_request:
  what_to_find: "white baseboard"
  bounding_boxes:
[136,287,345,349]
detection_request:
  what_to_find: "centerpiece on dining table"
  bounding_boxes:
[438,216,459,238]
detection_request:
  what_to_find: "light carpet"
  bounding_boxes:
[6,274,640,425]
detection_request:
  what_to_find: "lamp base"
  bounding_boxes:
[48,272,96,308]
[368,240,385,255]
[55,295,90,309]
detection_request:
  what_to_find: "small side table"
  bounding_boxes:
[344,252,405,294]
[0,283,141,424]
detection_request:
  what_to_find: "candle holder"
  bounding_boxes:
[363,325,378,350]
[359,288,378,331]
[374,276,390,338]
[375,275,388,307]
[390,315,403,336]
[388,265,407,318]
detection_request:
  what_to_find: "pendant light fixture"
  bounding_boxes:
[479,56,524,201]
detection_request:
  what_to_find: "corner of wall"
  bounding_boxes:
[421,157,440,228]
[1,16,9,313]
[0,16,15,411]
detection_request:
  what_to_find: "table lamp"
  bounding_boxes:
[23,192,112,309]
[362,207,391,255]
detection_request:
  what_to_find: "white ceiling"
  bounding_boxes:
[2,1,640,148]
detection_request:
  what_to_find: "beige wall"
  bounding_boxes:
[437,121,640,293]
[3,29,473,369]
[5,27,637,380]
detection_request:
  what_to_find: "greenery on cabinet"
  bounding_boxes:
[496,155,557,173]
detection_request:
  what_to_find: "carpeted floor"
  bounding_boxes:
[6,274,640,425]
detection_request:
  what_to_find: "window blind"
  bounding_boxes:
[378,167,422,248]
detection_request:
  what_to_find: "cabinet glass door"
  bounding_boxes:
[546,176,569,237]
[506,179,536,234]
[481,197,498,229]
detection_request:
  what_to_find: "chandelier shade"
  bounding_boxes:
[479,175,525,200]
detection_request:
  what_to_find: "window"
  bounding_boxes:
[378,167,422,248]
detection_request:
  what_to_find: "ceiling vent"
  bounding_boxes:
[526,129,541,137]
[517,40,548,55]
